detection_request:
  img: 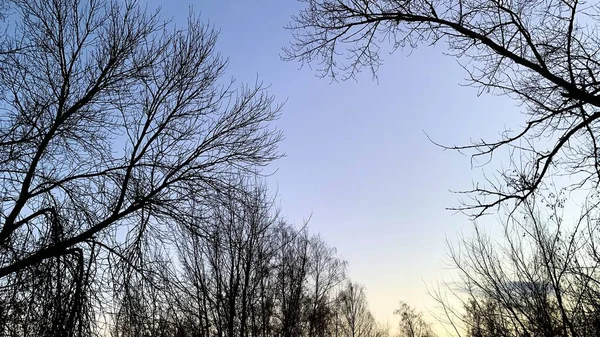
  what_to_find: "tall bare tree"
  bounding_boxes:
[0,0,282,335]
[174,178,283,337]
[335,281,379,337]
[305,235,347,337]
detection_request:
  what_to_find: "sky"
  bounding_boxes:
[144,0,525,330]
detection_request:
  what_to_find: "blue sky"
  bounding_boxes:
[145,0,524,327]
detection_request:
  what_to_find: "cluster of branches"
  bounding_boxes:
[285,0,600,218]
[394,301,437,337]
[429,191,600,337]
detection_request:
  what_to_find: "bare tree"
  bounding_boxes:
[335,281,379,337]
[394,301,436,337]
[174,178,283,337]
[305,234,347,337]
[171,178,353,337]
[285,0,600,217]
[0,0,282,335]
[433,192,600,337]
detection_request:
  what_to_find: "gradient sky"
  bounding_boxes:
[145,0,525,331]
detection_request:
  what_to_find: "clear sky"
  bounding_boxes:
[145,0,524,330]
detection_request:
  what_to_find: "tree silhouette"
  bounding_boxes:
[0,0,282,335]
[433,193,600,337]
[285,0,600,218]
